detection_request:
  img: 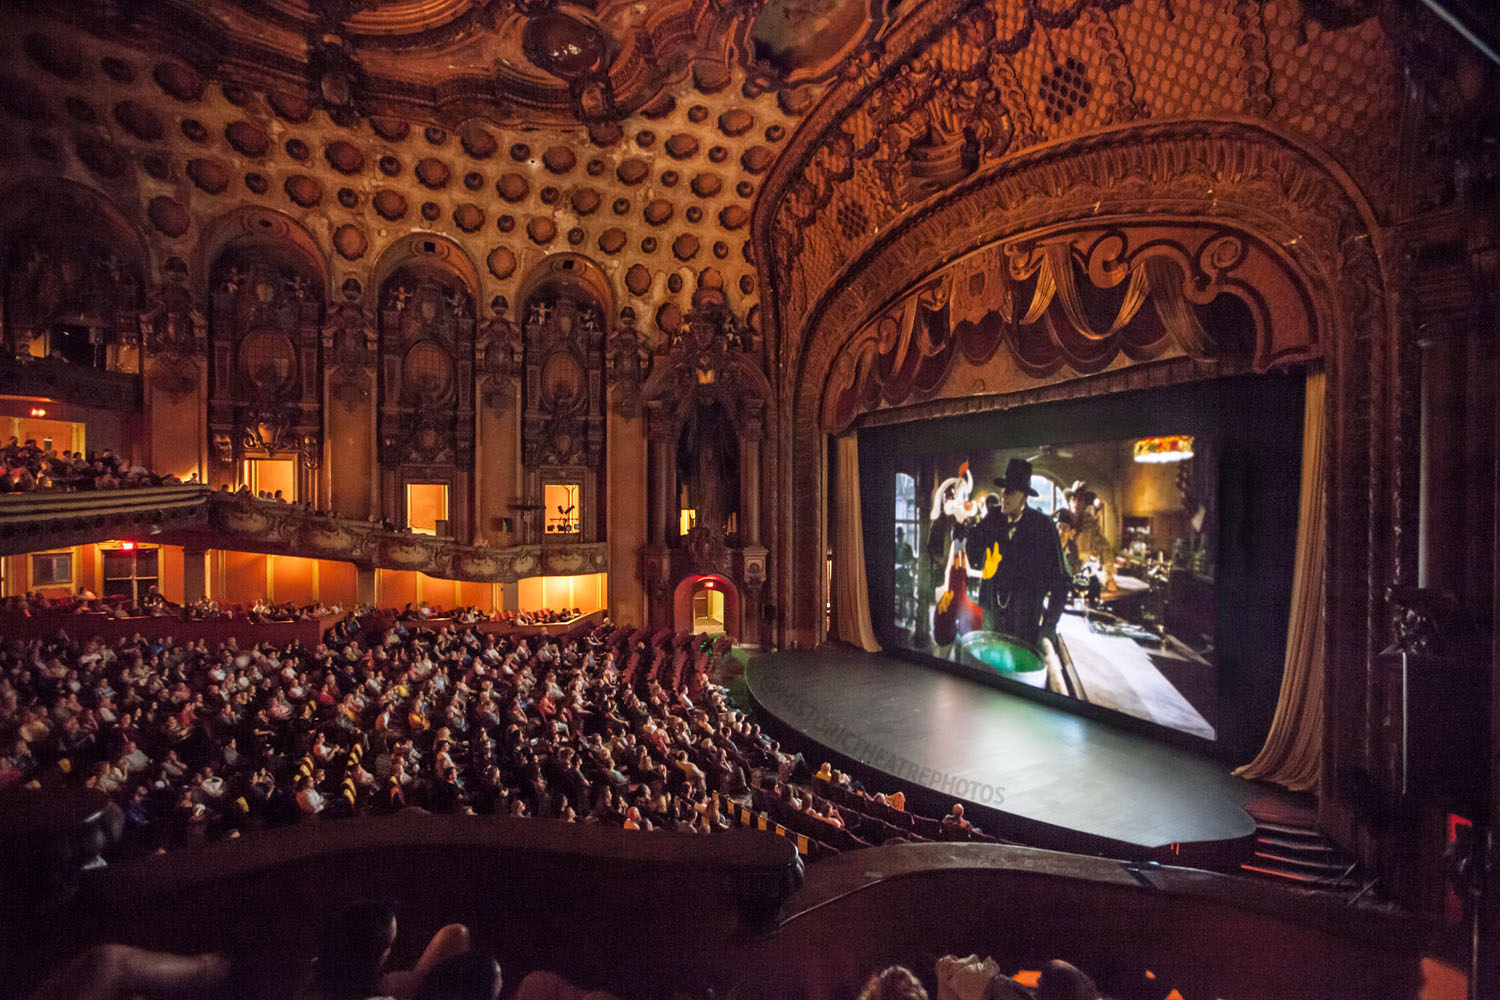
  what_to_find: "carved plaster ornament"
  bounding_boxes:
[607,306,648,418]
[212,430,235,466]
[521,292,606,468]
[478,295,522,412]
[308,36,367,124]
[379,272,473,467]
[300,433,321,470]
[683,524,730,574]
[243,407,293,453]
[324,278,374,408]
[141,259,205,373]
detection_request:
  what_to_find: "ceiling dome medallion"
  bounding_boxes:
[522,8,608,80]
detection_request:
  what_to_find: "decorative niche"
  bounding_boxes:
[377,266,476,469]
[516,254,612,545]
[207,243,323,495]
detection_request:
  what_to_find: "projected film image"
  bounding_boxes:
[892,436,1219,739]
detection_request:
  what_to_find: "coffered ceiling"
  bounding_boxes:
[0,0,900,343]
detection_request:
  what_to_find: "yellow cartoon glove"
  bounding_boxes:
[982,542,1002,579]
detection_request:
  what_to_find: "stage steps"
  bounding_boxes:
[1239,803,1364,891]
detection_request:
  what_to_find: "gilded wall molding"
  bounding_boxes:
[199,494,609,583]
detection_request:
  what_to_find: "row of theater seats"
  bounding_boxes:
[736,778,1006,860]
[3,606,1418,1000]
[812,774,1006,845]
[27,900,1106,1000]
[0,593,583,626]
[2,595,994,880]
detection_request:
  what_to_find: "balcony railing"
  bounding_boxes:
[0,490,609,582]
[0,355,143,411]
[188,494,608,582]
[0,485,210,557]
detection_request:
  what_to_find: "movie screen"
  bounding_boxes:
[891,436,1218,739]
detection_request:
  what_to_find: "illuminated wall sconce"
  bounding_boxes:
[1133,435,1195,464]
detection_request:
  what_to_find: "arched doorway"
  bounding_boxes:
[672,573,741,639]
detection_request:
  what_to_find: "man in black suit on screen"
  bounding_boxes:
[980,457,1071,648]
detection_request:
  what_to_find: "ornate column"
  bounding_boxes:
[1417,325,1463,591]
[736,399,768,645]
[740,400,764,549]
[476,296,521,547]
[182,548,207,606]
[646,401,672,547]
[605,306,649,624]
[642,401,675,626]
[355,564,376,607]
[322,278,378,520]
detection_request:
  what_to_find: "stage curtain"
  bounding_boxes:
[832,433,882,652]
[1234,368,1325,791]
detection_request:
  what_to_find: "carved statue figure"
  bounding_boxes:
[477,295,523,411]
[677,402,739,536]
[325,277,373,364]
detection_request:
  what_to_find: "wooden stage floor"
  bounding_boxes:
[745,647,1259,862]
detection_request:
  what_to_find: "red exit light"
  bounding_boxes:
[120,542,135,551]
[29,407,46,417]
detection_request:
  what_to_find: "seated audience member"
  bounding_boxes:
[512,970,621,1000]
[1030,960,1099,1000]
[858,966,929,1000]
[28,945,236,1000]
[942,804,970,829]
[411,951,502,1000]
[0,606,957,867]
[935,956,1100,1000]
[295,775,325,819]
[301,900,471,1000]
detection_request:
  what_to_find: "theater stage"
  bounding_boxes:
[745,648,1259,866]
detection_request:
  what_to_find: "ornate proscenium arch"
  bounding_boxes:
[793,121,1368,409]
[764,122,1398,853]
[771,119,1389,637]
[820,217,1319,432]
